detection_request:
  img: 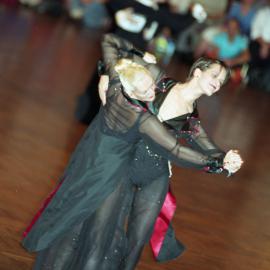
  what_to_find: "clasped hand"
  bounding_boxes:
[223,150,243,175]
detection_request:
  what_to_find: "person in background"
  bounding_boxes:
[247,0,270,90]
[67,0,110,28]
[210,18,249,67]
[195,18,250,83]
[175,0,228,60]
[227,0,259,37]
[148,27,175,65]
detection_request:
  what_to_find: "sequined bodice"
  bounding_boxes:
[153,78,198,134]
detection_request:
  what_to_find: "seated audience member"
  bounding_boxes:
[196,18,249,64]
[195,0,260,60]
[227,0,259,37]
[247,1,270,91]
[211,18,249,68]
[196,17,250,83]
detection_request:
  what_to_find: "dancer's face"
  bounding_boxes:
[195,64,227,96]
[132,72,156,102]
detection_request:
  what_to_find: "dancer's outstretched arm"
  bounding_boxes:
[138,112,225,173]
[178,108,225,157]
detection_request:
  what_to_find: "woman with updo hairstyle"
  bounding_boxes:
[22,34,242,270]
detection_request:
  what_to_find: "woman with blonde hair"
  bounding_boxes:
[22,34,242,270]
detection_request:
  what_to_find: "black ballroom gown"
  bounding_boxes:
[22,36,224,270]
[119,77,225,268]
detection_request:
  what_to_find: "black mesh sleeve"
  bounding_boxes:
[138,113,219,170]
[183,118,225,159]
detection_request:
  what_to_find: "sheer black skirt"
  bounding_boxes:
[33,171,169,270]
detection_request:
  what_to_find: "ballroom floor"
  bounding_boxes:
[0,5,270,270]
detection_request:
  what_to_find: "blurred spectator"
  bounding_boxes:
[104,0,197,49]
[195,0,261,57]
[205,18,249,67]
[247,1,270,91]
[67,0,110,28]
[112,8,151,49]
[249,2,270,68]
[175,0,229,59]
[194,17,250,83]
[168,0,227,17]
[149,27,175,65]
[212,18,250,83]
[83,0,110,28]
[195,0,260,68]
[227,0,259,36]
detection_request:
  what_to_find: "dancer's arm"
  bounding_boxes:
[180,108,225,157]
[138,113,226,173]
[180,108,243,173]
[101,34,164,87]
[101,33,142,80]
[168,109,242,174]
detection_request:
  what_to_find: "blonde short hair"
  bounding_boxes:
[115,59,152,94]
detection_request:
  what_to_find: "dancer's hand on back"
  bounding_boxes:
[143,52,157,64]
[98,75,109,106]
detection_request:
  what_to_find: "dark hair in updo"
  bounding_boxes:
[188,57,231,85]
